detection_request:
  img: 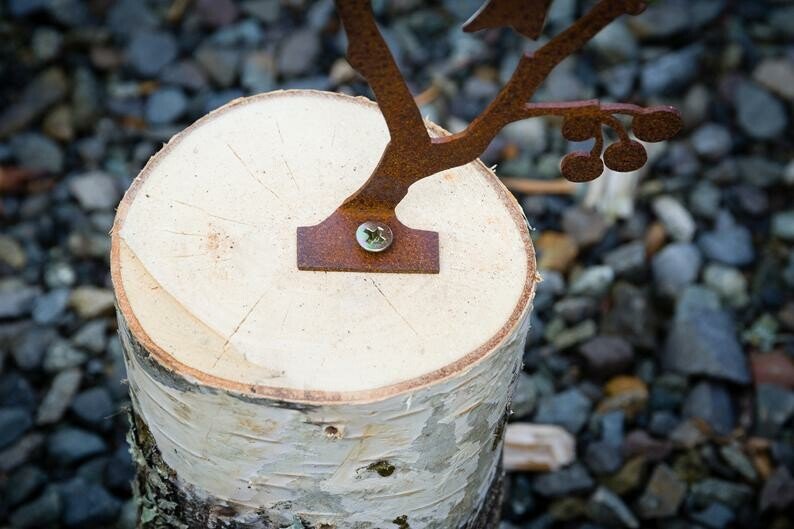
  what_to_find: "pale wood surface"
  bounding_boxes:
[112,90,535,399]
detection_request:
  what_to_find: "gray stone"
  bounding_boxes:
[703,264,748,308]
[698,211,755,267]
[755,384,794,438]
[0,280,41,319]
[570,266,615,297]
[160,60,209,91]
[37,368,82,425]
[533,463,595,497]
[196,46,240,87]
[10,133,63,172]
[31,288,70,324]
[11,325,57,370]
[637,464,686,518]
[47,427,107,465]
[641,45,702,96]
[9,487,62,529]
[0,408,33,449]
[652,196,696,242]
[603,241,645,278]
[772,210,794,241]
[682,381,735,436]
[652,243,702,298]
[719,444,757,481]
[278,28,321,77]
[0,68,68,139]
[534,388,592,434]
[68,171,121,211]
[735,80,787,140]
[60,478,122,527]
[585,440,623,475]
[106,0,157,38]
[5,465,47,507]
[691,122,732,160]
[241,51,276,93]
[690,478,753,509]
[691,502,734,529]
[71,319,107,354]
[145,87,188,125]
[43,339,88,372]
[562,207,608,247]
[71,386,114,426]
[754,58,794,101]
[127,31,178,77]
[587,486,638,528]
[689,181,721,219]
[241,0,280,23]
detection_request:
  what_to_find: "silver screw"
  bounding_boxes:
[356,221,393,252]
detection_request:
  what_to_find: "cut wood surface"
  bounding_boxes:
[111,90,537,528]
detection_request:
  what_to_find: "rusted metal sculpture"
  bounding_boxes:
[297,0,682,274]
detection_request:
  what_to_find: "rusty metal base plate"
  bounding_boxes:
[297,210,439,274]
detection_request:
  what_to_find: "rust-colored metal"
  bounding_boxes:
[297,0,682,274]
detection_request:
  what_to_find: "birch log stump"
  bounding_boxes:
[111,90,537,529]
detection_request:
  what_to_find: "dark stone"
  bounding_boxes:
[648,411,680,437]
[47,428,107,466]
[31,288,70,324]
[641,45,703,96]
[690,502,735,529]
[127,31,178,77]
[0,407,33,449]
[562,207,608,247]
[760,466,794,512]
[8,487,62,529]
[755,384,794,438]
[585,440,623,475]
[4,465,47,507]
[0,282,41,319]
[682,381,735,436]
[11,325,57,370]
[578,335,634,378]
[0,68,68,140]
[690,478,753,509]
[636,463,686,518]
[71,387,114,426]
[587,486,638,529]
[105,445,136,493]
[533,463,595,497]
[603,241,646,278]
[0,373,37,410]
[60,478,122,527]
[10,132,64,172]
[603,283,656,348]
[534,388,592,434]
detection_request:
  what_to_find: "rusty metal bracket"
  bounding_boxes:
[297,0,682,274]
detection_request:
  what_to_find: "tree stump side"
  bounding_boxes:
[112,90,536,529]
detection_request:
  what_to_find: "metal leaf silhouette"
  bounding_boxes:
[463,0,553,40]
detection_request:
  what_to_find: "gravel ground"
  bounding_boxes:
[1,0,793,528]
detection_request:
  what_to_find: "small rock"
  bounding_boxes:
[503,423,575,472]
[60,478,122,527]
[690,181,721,219]
[0,280,41,319]
[241,51,276,93]
[0,408,33,449]
[537,232,579,272]
[652,243,701,298]
[719,444,757,482]
[68,171,121,211]
[278,28,321,77]
[760,466,794,512]
[669,419,708,448]
[5,464,47,507]
[652,196,696,242]
[753,58,794,101]
[690,502,735,529]
[771,210,794,241]
[690,122,732,160]
[9,487,62,529]
[585,440,623,475]
[0,235,26,269]
[533,462,594,497]
[641,45,702,96]
[196,46,240,87]
[549,319,597,350]
[602,283,655,348]
[703,264,749,308]
[648,411,679,437]
[534,388,592,434]
[71,319,107,354]
[755,384,794,438]
[698,211,755,266]
[682,381,735,436]
[562,207,608,247]
[10,132,63,171]
[0,432,45,473]
[623,430,672,462]
[734,80,787,140]
[578,335,634,378]
[602,456,646,495]
[71,386,114,426]
[31,288,70,324]
[598,376,648,417]
[126,31,178,77]
[664,287,750,384]
[43,339,88,372]
[160,60,209,91]
[587,486,638,529]
[512,373,538,418]
[195,0,239,27]
[690,478,753,509]
[145,87,188,125]
[69,286,115,318]
[603,241,646,278]
[47,427,107,465]
[11,325,57,370]
[0,67,68,139]
[570,266,614,297]
[37,368,82,425]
